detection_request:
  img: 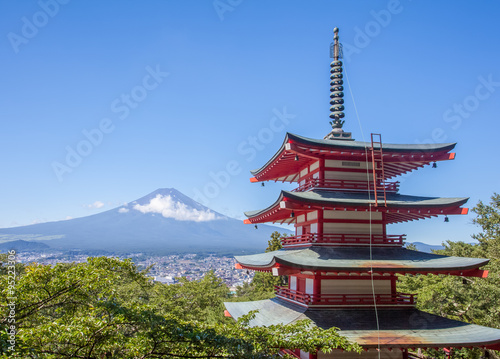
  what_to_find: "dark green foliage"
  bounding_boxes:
[398,193,500,359]
[151,270,231,325]
[472,193,500,259]
[0,254,360,358]
[265,232,283,252]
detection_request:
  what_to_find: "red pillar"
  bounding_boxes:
[391,275,397,296]
[318,159,325,181]
[313,272,321,304]
[317,209,324,239]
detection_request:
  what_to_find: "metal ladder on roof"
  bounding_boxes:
[370,133,387,207]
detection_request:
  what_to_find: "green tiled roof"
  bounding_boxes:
[224,298,500,348]
[250,133,456,176]
[287,133,457,152]
[244,190,468,218]
[235,246,488,272]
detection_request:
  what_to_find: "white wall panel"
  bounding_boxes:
[324,171,371,181]
[323,211,382,220]
[325,160,372,170]
[323,222,383,235]
[305,278,314,295]
[310,161,320,171]
[307,211,318,221]
[321,279,391,295]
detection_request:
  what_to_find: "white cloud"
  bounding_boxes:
[86,201,105,209]
[133,194,220,222]
[118,207,129,213]
[31,218,47,225]
[65,216,73,220]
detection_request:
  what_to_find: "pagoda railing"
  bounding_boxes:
[275,286,416,306]
[292,178,399,193]
[279,349,301,358]
[281,233,405,247]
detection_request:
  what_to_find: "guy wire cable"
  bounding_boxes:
[343,62,382,358]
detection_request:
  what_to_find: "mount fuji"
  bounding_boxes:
[0,188,291,255]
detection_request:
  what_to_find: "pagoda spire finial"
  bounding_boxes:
[325,27,352,140]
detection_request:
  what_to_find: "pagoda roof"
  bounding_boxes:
[224,298,500,349]
[234,246,488,275]
[244,190,468,224]
[250,133,456,182]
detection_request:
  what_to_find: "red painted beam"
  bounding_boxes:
[462,269,489,278]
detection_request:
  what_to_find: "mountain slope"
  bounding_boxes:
[0,188,291,254]
[408,241,445,253]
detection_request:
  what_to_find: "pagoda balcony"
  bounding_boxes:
[292,178,400,193]
[274,286,416,307]
[281,233,405,247]
[279,349,301,358]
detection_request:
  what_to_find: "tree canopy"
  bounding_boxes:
[398,193,500,359]
[1,246,360,358]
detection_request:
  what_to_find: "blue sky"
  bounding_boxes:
[1,0,499,245]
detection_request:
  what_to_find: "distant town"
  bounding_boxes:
[15,251,254,291]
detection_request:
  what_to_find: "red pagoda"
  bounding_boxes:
[224,28,500,358]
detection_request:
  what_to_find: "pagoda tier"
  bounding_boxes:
[225,298,500,353]
[243,190,468,226]
[234,247,489,277]
[250,133,456,185]
[224,27,500,358]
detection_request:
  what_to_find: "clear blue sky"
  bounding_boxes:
[1,0,499,245]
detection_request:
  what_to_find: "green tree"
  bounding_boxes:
[398,193,500,359]
[472,192,500,259]
[265,231,283,252]
[1,255,360,358]
[405,243,418,251]
[151,270,230,324]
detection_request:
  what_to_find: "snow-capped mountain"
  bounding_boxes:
[0,188,290,255]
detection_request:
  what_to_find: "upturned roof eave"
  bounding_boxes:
[235,247,489,273]
[249,132,457,177]
[250,133,292,176]
[283,190,470,208]
[244,190,469,220]
[243,191,286,218]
